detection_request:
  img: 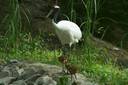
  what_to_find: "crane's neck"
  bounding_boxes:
[51,9,60,30]
[52,20,60,30]
[47,5,60,29]
[52,9,59,23]
[47,7,60,23]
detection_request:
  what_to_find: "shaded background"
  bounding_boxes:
[0,0,128,50]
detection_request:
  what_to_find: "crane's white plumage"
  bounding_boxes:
[53,20,82,47]
[47,5,82,48]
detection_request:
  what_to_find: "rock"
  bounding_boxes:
[10,80,27,85]
[3,65,19,77]
[0,65,3,70]
[28,63,62,76]
[0,0,56,35]
[25,63,46,75]
[19,0,56,34]
[87,36,128,68]
[17,68,24,76]
[25,74,41,84]
[72,73,98,85]
[0,77,16,85]
[0,61,99,85]
[19,67,37,80]
[9,59,20,64]
[34,75,57,85]
[57,73,98,85]
[0,71,9,79]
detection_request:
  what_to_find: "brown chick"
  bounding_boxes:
[58,55,69,73]
[65,64,79,80]
[58,55,68,64]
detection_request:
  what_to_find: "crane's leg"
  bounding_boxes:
[62,64,66,73]
[62,47,66,55]
[62,44,69,56]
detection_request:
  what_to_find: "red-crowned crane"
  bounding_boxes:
[47,5,82,55]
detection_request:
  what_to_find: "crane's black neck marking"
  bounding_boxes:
[47,5,60,23]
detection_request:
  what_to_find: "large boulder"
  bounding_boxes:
[87,36,128,68]
[0,0,56,34]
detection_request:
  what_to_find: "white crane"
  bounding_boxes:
[47,5,82,54]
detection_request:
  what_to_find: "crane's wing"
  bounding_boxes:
[57,20,82,40]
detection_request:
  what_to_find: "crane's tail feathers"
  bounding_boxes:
[75,39,79,43]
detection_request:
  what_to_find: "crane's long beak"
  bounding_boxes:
[46,9,54,18]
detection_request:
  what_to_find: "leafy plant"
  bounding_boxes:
[0,0,21,48]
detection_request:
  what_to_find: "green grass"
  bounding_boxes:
[0,0,21,48]
[0,33,128,85]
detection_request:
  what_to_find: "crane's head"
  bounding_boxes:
[46,5,60,22]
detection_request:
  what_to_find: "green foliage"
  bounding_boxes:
[58,76,70,85]
[1,34,128,84]
[0,0,21,48]
[61,0,103,36]
[86,64,128,85]
[0,33,60,64]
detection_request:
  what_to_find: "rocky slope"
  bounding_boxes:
[0,60,98,85]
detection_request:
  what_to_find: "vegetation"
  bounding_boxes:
[0,0,128,85]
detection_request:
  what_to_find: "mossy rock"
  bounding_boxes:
[86,35,128,68]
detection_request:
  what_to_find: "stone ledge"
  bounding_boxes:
[0,60,98,85]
